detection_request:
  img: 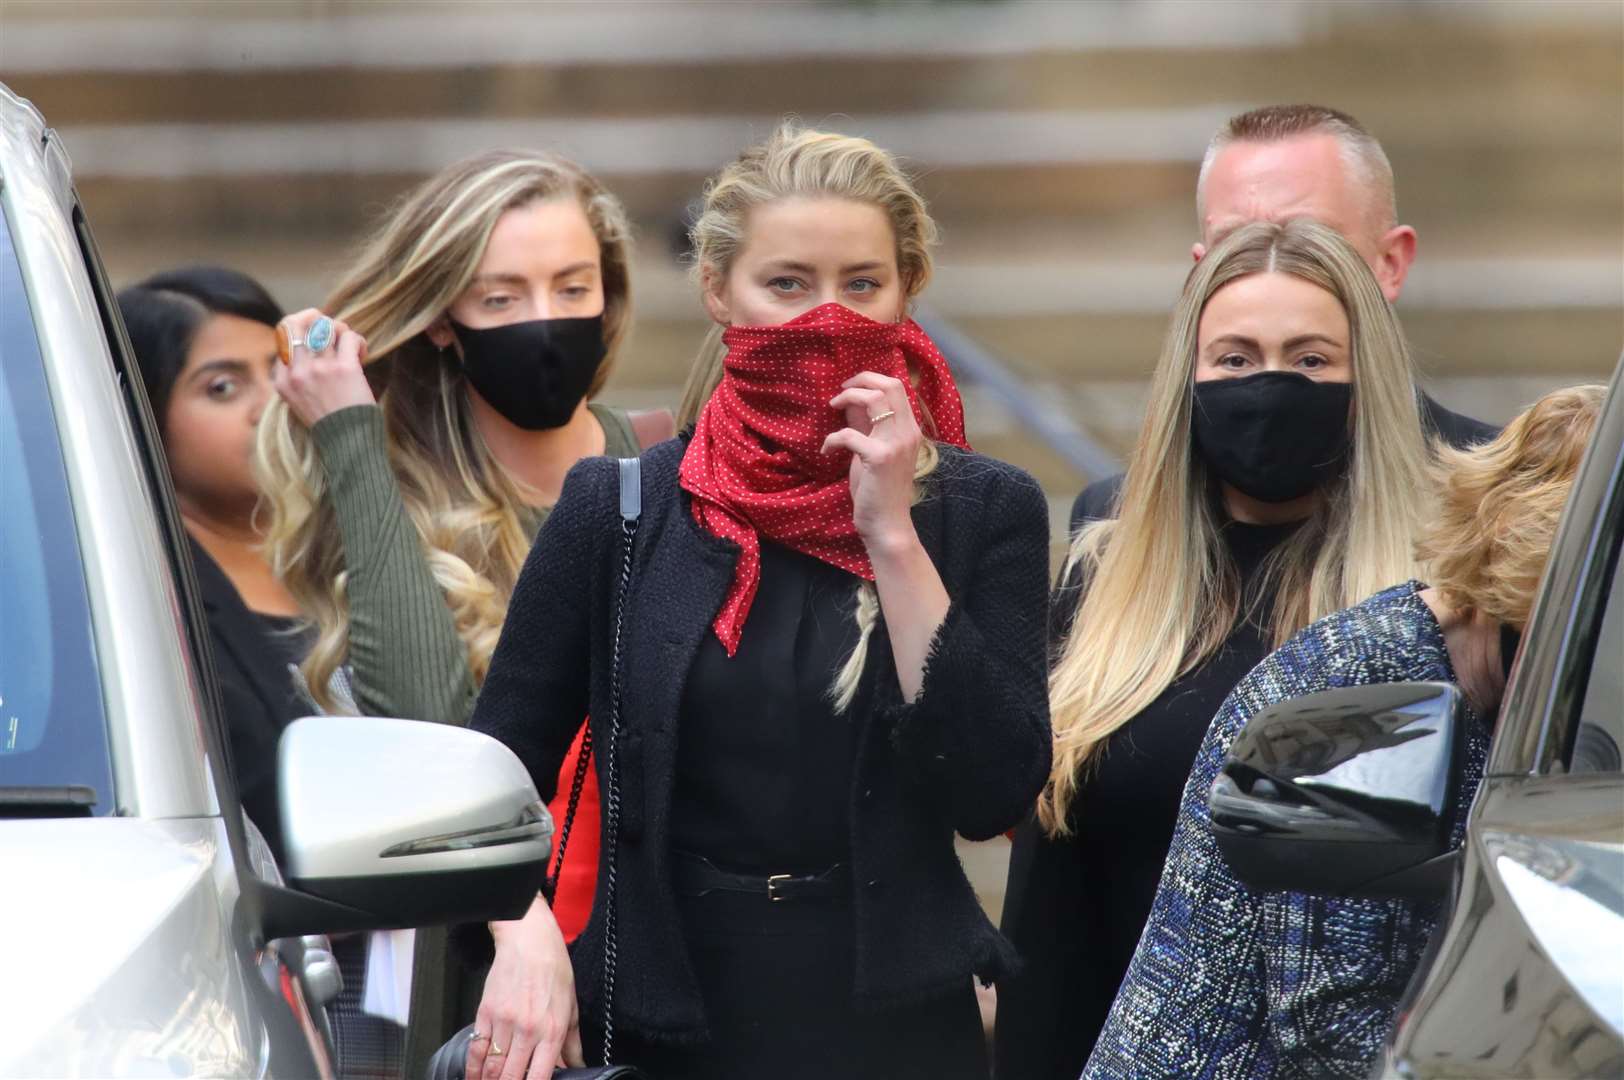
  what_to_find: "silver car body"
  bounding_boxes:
[0,83,330,1077]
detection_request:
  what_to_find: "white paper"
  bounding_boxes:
[361,928,415,1027]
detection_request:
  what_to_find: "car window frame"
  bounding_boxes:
[0,198,115,807]
[1566,543,1624,775]
[1490,360,1624,778]
[68,185,270,923]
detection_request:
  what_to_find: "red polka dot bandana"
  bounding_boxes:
[679,302,969,656]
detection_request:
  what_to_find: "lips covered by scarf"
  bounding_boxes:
[678,302,969,655]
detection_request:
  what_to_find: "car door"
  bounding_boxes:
[1381,360,1624,1079]
[65,176,336,1077]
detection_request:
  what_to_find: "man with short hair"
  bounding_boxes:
[996,104,1497,1080]
[1196,104,1412,300]
[1072,103,1494,523]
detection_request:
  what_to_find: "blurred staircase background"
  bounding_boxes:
[5,0,1619,920]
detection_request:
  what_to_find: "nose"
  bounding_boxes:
[247,378,274,426]
[530,284,564,321]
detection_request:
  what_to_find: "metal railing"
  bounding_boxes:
[916,307,1121,481]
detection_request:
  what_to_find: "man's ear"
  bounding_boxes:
[1373,225,1418,303]
[1191,241,1207,264]
[701,267,730,326]
[425,316,456,351]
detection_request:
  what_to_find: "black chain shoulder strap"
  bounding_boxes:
[544,457,640,1068]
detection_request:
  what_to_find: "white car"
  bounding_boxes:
[0,82,552,1078]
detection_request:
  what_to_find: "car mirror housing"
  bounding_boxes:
[1210,681,1467,900]
[260,717,551,940]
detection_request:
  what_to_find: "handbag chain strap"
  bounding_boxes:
[599,482,637,1065]
[544,459,641,1068]
[545,728,592,901]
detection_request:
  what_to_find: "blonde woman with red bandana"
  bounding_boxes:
[469,124,1051,1079]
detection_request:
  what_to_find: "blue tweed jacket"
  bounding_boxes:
[1084,581,1491,1079]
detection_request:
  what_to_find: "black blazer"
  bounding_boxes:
[471,436,1053,1044]
[189,537,308,863]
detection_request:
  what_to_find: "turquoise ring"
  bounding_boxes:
[300,316,336,354]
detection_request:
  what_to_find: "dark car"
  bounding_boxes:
[1210,356,1624,1078]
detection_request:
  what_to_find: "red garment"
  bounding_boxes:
[546,725,598,941]
[678,302,968,655]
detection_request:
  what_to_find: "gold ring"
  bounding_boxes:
[870,410,897,423]
[489,1042,505,1057]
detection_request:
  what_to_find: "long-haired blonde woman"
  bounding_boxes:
[1087,383,1606,1079]
[469,124,1051,1078]
[997,219,1435,1079]
[257,150,666,1076]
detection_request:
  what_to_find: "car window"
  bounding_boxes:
[0,203,114,813]
[1570,541,1623,775]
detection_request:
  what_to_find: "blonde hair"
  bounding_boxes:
[255,149,634,712]
[1198,104,1398,233]
[682,122,941,712]
[1040,219,1431,835]
[1419,385,1605,629]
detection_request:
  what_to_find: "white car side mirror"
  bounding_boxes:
[263,716,550,938]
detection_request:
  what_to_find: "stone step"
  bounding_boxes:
[66,138,1622,248]
[7,4,1616,130]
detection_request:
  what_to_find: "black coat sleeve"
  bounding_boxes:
[887,465,1053,841]
[996,819,1096,1080]
[470,457,616,802]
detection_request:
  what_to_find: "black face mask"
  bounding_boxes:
[1191,371,1353,503]
[452,315,606,431]
[1500,623,1522,683]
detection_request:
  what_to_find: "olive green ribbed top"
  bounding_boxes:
[309,401,641,724]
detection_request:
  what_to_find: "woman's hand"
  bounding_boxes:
[271,308,375,427]
[824,370,925,556]
[467,895,584,1080]
[826,371,950,701]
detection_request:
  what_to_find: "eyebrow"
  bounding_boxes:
[469,272,528,289]
[185,357,254,384]
[1206,332,1343,351]
[470,262,600,288]
[761,259,890,275]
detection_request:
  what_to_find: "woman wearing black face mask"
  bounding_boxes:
[1086,383,1605,1079]
[257,150,671,1078]
[996,220,1437,1079]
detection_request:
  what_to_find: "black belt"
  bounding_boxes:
[672,850,850,903]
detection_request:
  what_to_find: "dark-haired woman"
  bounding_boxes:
[118,266,303,857]
[120,266,411,1079]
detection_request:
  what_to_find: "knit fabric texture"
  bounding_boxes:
[679,303,968,655]
[1085,581,1490,1080]
[472,435,1051,1046]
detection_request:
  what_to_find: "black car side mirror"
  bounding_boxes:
[1210,681,1468,900]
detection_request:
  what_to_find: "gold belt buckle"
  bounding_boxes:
[767,873,792,902]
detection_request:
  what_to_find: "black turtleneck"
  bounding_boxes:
[996,514,1303,1080]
